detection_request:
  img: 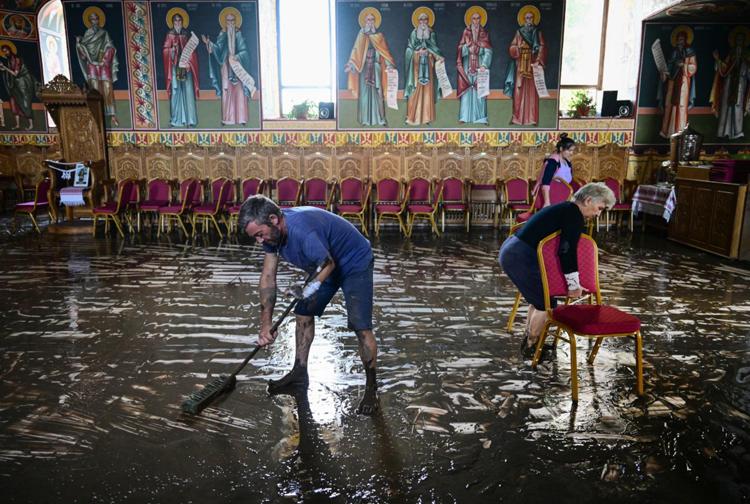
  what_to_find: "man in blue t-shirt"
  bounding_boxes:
[238,195,378,415]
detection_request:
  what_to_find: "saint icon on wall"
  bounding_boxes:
[657,25,697,138]
[710,26,750,140]
[202,7,256,126]
[456,6,492,125]
[504,5,546,126]
[163,7,199,128]
[404,7,444,126]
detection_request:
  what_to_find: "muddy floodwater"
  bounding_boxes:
[1,224,749,503]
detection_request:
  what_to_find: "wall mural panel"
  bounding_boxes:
[150,0,261,130]
[64,1,132,129]
[336,0,565,130]
[635,22,750,146]
[0,29,46,132]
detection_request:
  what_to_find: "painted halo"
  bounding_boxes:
[411,6,435,29]
[670,25,694,46]
[358,7,382,29]
[166,7,190,29]
[219,7,242,30]
[517,5,541,26]
[728,25,750,47]
[0,39,17,54]
[464,6,488,28]
[82,6,106,28]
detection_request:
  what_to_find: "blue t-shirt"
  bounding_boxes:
[263,207,373,277]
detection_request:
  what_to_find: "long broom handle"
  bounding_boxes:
[228,268,318,377]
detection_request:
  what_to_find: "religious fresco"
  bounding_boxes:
[336,0,565,130]
[0,11,35,38]
[38,0,70,84]
[63,1,132,129]
[0,38,45,132]
[635,22,750,146]
[150,1,261,130]
[0,0,44,11]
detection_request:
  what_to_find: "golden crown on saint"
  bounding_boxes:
[83,6,106,28]
[464,6,488,27]
[517,5,541,26]
[412,7,435,29]
[166,7,190,29]
[358,7,382,29]
[671,25,694,46]
[219,7,242,30]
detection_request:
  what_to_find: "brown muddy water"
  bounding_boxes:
[1,221,749,503]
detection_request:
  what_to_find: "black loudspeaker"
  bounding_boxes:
[318,102,335,120]
[616,100,633,118]
[601,90,618,117]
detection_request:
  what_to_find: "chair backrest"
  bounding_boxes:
[304,177,329,203]
[406,177,431,203]
[538,232,601,310]
[179,178,196,201]
[147,178,171,202]
[110,179,136,213]
[432,180,444,208]
[34,178,51,206]
[376,178,402,203]
[340,177,363,203]
[442,177,464,202]
[549,177,574,205]
[276,177,301,203]
[241,178,264,200]
[123,178,140,205]
[224,179,236,205]
[179,179,199,212]
[504,177,529,203]
[602,177,622,203]
[209,178,229,203]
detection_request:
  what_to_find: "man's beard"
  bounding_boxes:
[265,224,282,246]
[416,25,430,40]
[174,26,182,34]
[471,24,479,40]
[227,24,236,55]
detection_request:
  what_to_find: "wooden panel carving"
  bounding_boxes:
[239,149,270,180]
[500,147,527,180]
[176,149,205,180]
[273,151,301,179]
[570,146,594,182]
[15,151,45,181]
[207,150,236,179]
[597,144,627,181]
[145,147,174,180]
[61,108,103,163]
[111,146,143,180]
[303,151,333,180]
[404,150,432,180]
[437,149,466,179]
[336,150,366,180]
[372,150,401,181]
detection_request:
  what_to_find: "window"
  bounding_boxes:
[276,0,336,118]
[560,0,608,88]
[37,0,70,84]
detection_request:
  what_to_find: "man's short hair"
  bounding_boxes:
[238,195,281,233]
[573,182,616,209]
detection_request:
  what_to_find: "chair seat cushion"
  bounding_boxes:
[553,304,641,335]
[227,204,241,214]
[508,203,531,211]
[611,202,631,210]
[193,204,217,214]
[376,204,402,214]
[516,212,533,223]
[443,203,467,210]
[15,201,42,209]
[408,204,434,213]
[159,204,184,214]
[337,204,363,213]
[93,202,118,214]
[140,200,169,211]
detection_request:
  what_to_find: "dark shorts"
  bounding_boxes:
[498,235,556,311]
[294,261,374,331]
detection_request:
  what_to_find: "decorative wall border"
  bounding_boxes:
[0,130,633,148]
[123,1,158,129]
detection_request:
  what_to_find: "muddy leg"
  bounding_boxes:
[268,314,314,393]
[355,329,378,415]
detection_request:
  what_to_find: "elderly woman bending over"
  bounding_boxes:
[499,182,616,356]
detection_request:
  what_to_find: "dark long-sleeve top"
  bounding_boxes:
[515,201,584,274]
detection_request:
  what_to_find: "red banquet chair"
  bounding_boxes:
[405,177,442,237]
[374,177,406,236]
[502,177,531,228]
[602,177,634,231]
[158,178,199,236]
[275,177,301,209]
[228,177,266,233]
[92,178,138,238]
[303,177,333,210]
[192,177,233,238]
[515,177,573,224]
[14,177,52,234]
[441,177,470,232]
[532,231,645,403]
[138,178,172,231]
[334,176,371,236]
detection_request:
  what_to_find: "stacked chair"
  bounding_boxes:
[334,176,370,236]
[14,177,52,234]
[374,177,406,236]
[228,177,266,233]
[405,177,442,237]
[192,177,233,238]
[158,178,199,236]
[137,178,172,231]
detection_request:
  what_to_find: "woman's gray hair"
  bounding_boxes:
[573,182,616,209]
[238,194,281,232]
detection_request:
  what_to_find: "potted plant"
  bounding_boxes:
[287,100,318,120]
[567,90,595,118]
